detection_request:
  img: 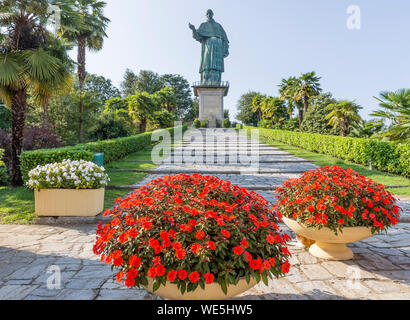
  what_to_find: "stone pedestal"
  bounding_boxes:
[193,83,229,127]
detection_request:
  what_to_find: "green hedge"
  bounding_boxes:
[245,127,410,177]
[20,126,187,183]
[0,148,8,186]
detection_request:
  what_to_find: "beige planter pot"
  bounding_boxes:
[144,277,257,300]
[282,217,373,261]
[34,188,105,217]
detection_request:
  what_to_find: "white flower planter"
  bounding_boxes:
[34,188,105,217]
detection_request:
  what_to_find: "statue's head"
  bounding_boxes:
[206,9,214,21]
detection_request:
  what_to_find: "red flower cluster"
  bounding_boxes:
[94,174,291,295]
[273,166,402,235]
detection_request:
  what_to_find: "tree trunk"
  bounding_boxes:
[139,118,147,133]
[303,95,309,114]
[77,35,87,143]
[298,108,304,127]
[10,89,27,186]
[340,116,348,137]
[42,98,49,128]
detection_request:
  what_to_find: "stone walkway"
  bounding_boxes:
[0,128,409,300]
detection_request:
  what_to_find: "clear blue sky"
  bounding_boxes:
[77,0,410,120]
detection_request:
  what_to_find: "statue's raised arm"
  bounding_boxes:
[189,9,229,85]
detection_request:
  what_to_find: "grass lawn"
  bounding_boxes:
[0,145,160,225]
[259,137,410,199]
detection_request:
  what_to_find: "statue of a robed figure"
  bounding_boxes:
[189,9,229,85]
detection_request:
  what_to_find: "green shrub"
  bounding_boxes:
[0,148,8,186]
[20,148,94,183]
[236,124,243,129]
[200,121,208,128]
[245,127,410,177]
[223,118,231,128]
[20,126,187,183]
[193,119,201,129]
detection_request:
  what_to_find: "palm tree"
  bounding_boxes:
[326,100,363,137]
[59,0,109,142]
[0,0,73,186]
[261,97,288,127]
[371,89,410,142]
[127,92,159,133]
[251,94,265,123]
[279,76,304,126]
[293,72,322,115]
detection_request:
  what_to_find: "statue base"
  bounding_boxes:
[193,82,229,128]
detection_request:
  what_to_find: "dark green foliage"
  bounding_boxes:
[0,103,11,130]
[83,73,121,104]
[200,121,208,128]
[236,92,260,126]
[193,119,201,128]
[300,93,339,135]
[223,118,231,128]
[246,127,410,177]
[87,115,131,141]
[0,149,8,186]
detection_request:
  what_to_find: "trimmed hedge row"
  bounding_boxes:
[20,126,187,182]
[245,127,410,177]
[0,149,8,186]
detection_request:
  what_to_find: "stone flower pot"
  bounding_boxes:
[282,217,373,261]
[144,277,257,300]
[34,188,105,217]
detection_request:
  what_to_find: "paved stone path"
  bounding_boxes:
[0,128,409,300]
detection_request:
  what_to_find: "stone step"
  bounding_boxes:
[122,159,314,163]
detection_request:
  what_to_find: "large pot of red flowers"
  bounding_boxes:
[93,174,291,300]
[274,166,402,261]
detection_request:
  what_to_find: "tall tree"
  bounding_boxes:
[251,94,265,123]
[261,97,288,127]
[236,92,260,126]
[279,76,304,126]
[60,0,109,142]
[83,73,120,105]
[161,74,193,118]
[127,92,159,133]
[293,72,322,116]
[326,100,362,137]
[371,89,410,142]
[0,0,73,185]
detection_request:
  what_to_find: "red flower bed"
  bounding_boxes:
[273,166,402,235]
[93,174,291,294]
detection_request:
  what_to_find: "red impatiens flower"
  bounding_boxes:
[207,240,216,250]
[178,269,188,280]
[167,270,177,282]
[175,249,186,260]
[221,229,230,238]
[204,272,214,284]
[190,243,201,255]
[240,238,249,248]
[233,245,243,255]
[129,255,141,268]
[188,271,200,283]
[195,230,205,239]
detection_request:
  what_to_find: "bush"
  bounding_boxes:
[236,124,244,129]
[200,121,207,128]
[20,126,187,183]
[193,119,201,129]
[26,159,109,190]
[246,127,410,177]
[223,118,231,128]
[93,174,291,294]
[0,149,8,186]
[87,116,132,141]
[22,127,64,151]
[274,166,401,235]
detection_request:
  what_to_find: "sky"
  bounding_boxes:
[75,0,410,120]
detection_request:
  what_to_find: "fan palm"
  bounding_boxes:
[251,94,265,122]
[261,97,288,127]
[326,100,363,137]
[293,71,322,115]
[278,76,303,125]
[371,89,410,142]
[58,0,109,142]
[0,0,73,186]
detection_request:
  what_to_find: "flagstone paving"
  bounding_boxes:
[0,128,409,300]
